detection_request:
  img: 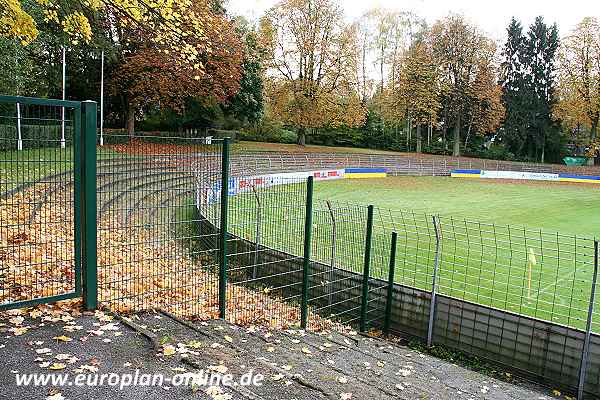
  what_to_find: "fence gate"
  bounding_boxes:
[96,132,223,316]
[0,96,97,311]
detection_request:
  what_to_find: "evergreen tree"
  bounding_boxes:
[499,18,529,156]
[526,17,561,162]
[225,19,265,125]
[500,17,561,162]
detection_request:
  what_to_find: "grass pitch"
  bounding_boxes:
[227,176,600,331]
[314,176,600,238]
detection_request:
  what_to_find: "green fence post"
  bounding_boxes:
[360,205,374,333]
[81,101,97,310]
[578,240,599,400]
[219,138,230,319]
[383,231,398,335]
[301,176,314,329]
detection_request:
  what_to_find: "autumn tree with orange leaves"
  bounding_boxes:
[557,17,600,144]
[110,2,244,135]
[260,0,366,145]
[429,15,503,156]
[385,41,440,152]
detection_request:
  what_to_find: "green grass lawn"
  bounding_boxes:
[314,176,600,238]
[0,146,122,194]
[0,147,75,193]
[224,176,600,331]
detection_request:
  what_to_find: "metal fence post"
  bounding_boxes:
[384,231,398,335]
[326,200,336,307]
[360,205,374,333]
[300,176,314,329]
[251,185,262,279]
[427,215,442,347]
[81,101,97,310]
[578,240,599,400]
[219,138,230,319]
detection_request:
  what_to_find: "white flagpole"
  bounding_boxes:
[16,102,22,151]
[15,39,23,151]
[100,50,104,146]
[61,46,66,149]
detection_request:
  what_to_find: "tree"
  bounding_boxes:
[558,17,600,141]
[0,36,43,95]
[464,61,505,146]
[1,0,218,69]
[110,2,243,135]
[260,0,366,145]
[429,15,496,156]
[0,0,37,45]
[224,18,265,125]
[499,16,561,162]
[526,17,560,162]
[500,17,530,155]
[356,8,425,131]
[385,41,440,152]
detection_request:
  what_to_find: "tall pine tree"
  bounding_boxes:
[526,17,560,162]
[500,18,529,156]
[500,17,561,162]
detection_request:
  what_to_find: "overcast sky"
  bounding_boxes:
[226,0,600,41]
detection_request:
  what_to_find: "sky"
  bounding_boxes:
[226,0,600,42]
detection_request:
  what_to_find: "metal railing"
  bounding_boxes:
[201,171,600,399]
[3,106,600,399]
[230,150,600,178]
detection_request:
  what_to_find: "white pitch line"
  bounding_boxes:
[531,272,574,306]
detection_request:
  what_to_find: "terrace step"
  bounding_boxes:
[130,311,553,400]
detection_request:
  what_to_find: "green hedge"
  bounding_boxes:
[0,123,74,151]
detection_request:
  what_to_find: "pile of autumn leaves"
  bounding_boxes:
[0,184,338,331]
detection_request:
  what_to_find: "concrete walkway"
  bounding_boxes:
[0,309,561,400]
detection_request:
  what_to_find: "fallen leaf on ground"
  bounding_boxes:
[272,374,284,381]
[163,345,176,356]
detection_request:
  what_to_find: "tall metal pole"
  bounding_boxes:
[251,185,262,279]
[300,176,314,329]
[15,41,22,151]
[578,240,599,400]
[326,200,336,308]
[60,46,66,149]
[16,102,22,151]
[383,231,398,335]
[360,205,374,333]
[99,50,104,146]
[81,101,98,310]
[427,215,442,347]
[218,138,230,319]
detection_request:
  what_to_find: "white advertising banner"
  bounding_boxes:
[480,170,559,181]
[199,169,346,208]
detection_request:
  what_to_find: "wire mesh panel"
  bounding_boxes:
[375,209,437,291]
[308,201,367,329]
[96,134,222,317]
[0,97,81,309]
[435,218,596,331]
[225,177,308,328]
